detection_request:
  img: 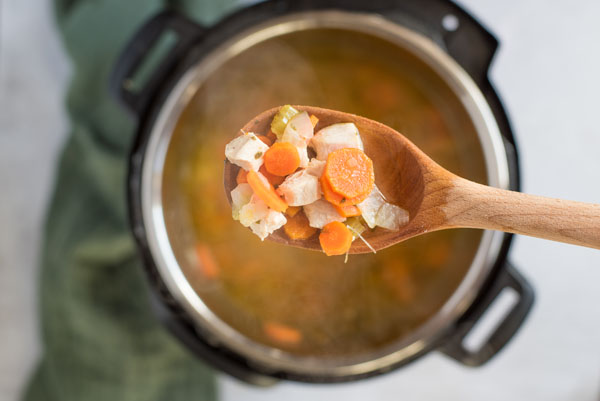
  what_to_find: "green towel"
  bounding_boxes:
[23,1,240,400]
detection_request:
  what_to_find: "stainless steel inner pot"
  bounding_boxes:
[140,11,510,377]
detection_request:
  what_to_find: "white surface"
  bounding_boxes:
[0,1,599,400]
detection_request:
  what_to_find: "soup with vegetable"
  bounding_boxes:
[162,28,487,357]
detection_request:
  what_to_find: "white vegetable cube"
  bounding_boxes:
[375,203,409,230]
[231,183,253,221]
[225,132,269,171]
[303,199,346,229]
[277,170,321,206]
[283,111,314,141]
[357,186,386,228]
[310,123,364,161]
[238,195,269,227]
[250,210,287,241]
[305,158,325,177]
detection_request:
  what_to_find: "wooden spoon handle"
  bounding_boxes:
[443,177,600,249]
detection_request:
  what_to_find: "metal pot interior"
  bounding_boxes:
[144,11,508,376]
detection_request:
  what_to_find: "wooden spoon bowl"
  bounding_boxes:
[225,106,600,253]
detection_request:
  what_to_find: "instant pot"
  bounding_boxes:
[110,0,534,385]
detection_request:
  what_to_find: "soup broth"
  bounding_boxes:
[162,29,487,357]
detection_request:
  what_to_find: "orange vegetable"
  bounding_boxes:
[236,168,248,185]
[263,321,302,345]
[196,243,219,279]
[323,148,374,199]
[259,165,285,187]
[256,135,273,146]
[321,177,367,206]
[334,204,361,217]
[319,221,353,256]
[264,142,300,176]
[266,129,277,142]
[246,170,288,212]
[309,114,319,128]
[286,206,301,217]
[284,211,318,240]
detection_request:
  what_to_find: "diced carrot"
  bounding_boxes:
[334,204,361,217]
[319,221,353,256]
[263,321,302,345]
[309,114,319,128]
[320,177,367,206]
[256,135,273,146]
[236,168,248,185]
[266,129,277,142]
[264,142,300,176]
[284,211,318,240]
[286,206,301,217]
[246,170,288,212]
[259,165,285,187]
[323,148,374,199]
[196,243,219,279]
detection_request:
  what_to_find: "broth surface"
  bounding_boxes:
[162,29,486,357]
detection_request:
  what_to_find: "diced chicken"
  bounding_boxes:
[225,132,269,171]
[375,203,409,230]
[357,186,386,228]
[310,123,364,161]
[231,183,253,221]
[277,170,321,206]
[280,128,309,168]
[250,210,287,241]
[305,158,325,177]
[283,111,314,141]
[303,199,346,229]
[239,195,269,227]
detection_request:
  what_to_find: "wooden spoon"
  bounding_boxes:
[224,106,600,253]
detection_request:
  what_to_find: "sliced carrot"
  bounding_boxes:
[263,321,302,345]
[286,206,301,217]
[256,135,273,146]
[236,168,248,185]
[309,114,319,128]
[334,204,361,217]
[284,211,318,240]
[259,165,285,187]
[321,177,367,206]
[246,170,288,212]
[264,142,300,176]
[266,129,277,142]
[319,221,353,256]
[196,243,219,279]
[324,148,374,199]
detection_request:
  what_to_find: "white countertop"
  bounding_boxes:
[1,0,599,400]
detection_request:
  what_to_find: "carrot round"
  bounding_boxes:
[264,142,300,176]
[259,165,285,187]
[309,114,319,128]
[256,135,273,146]
[321,177,368,206]
[236,168,248,185]
[319,221,353,256]
[263,321,302,345]
[284,211,317,240]
[246,170,288,212]
[324,148,374,199]
[334,204,361,218]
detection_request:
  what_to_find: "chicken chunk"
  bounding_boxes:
[277,170,321,206]
[283,111,314,141]
[303,199,346,229]
[310,123,364,161]
[305,158,325,177]
[238,195,269,227]
[280,129,309,168]
[250,210,287,241]
[231,183,253,221]
[357,186,386,229]
[375,202,409,230]
[225,132,269,171]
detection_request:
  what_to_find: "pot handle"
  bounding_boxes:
[440,262,534,366]
[110,10,204,116]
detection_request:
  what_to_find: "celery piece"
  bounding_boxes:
[345,216,366,239]
[270,105,299,138]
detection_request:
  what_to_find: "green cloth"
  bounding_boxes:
[23,1,240,400]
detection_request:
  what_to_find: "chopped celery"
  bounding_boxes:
[345,216,366,239]
[270,105,300,138]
